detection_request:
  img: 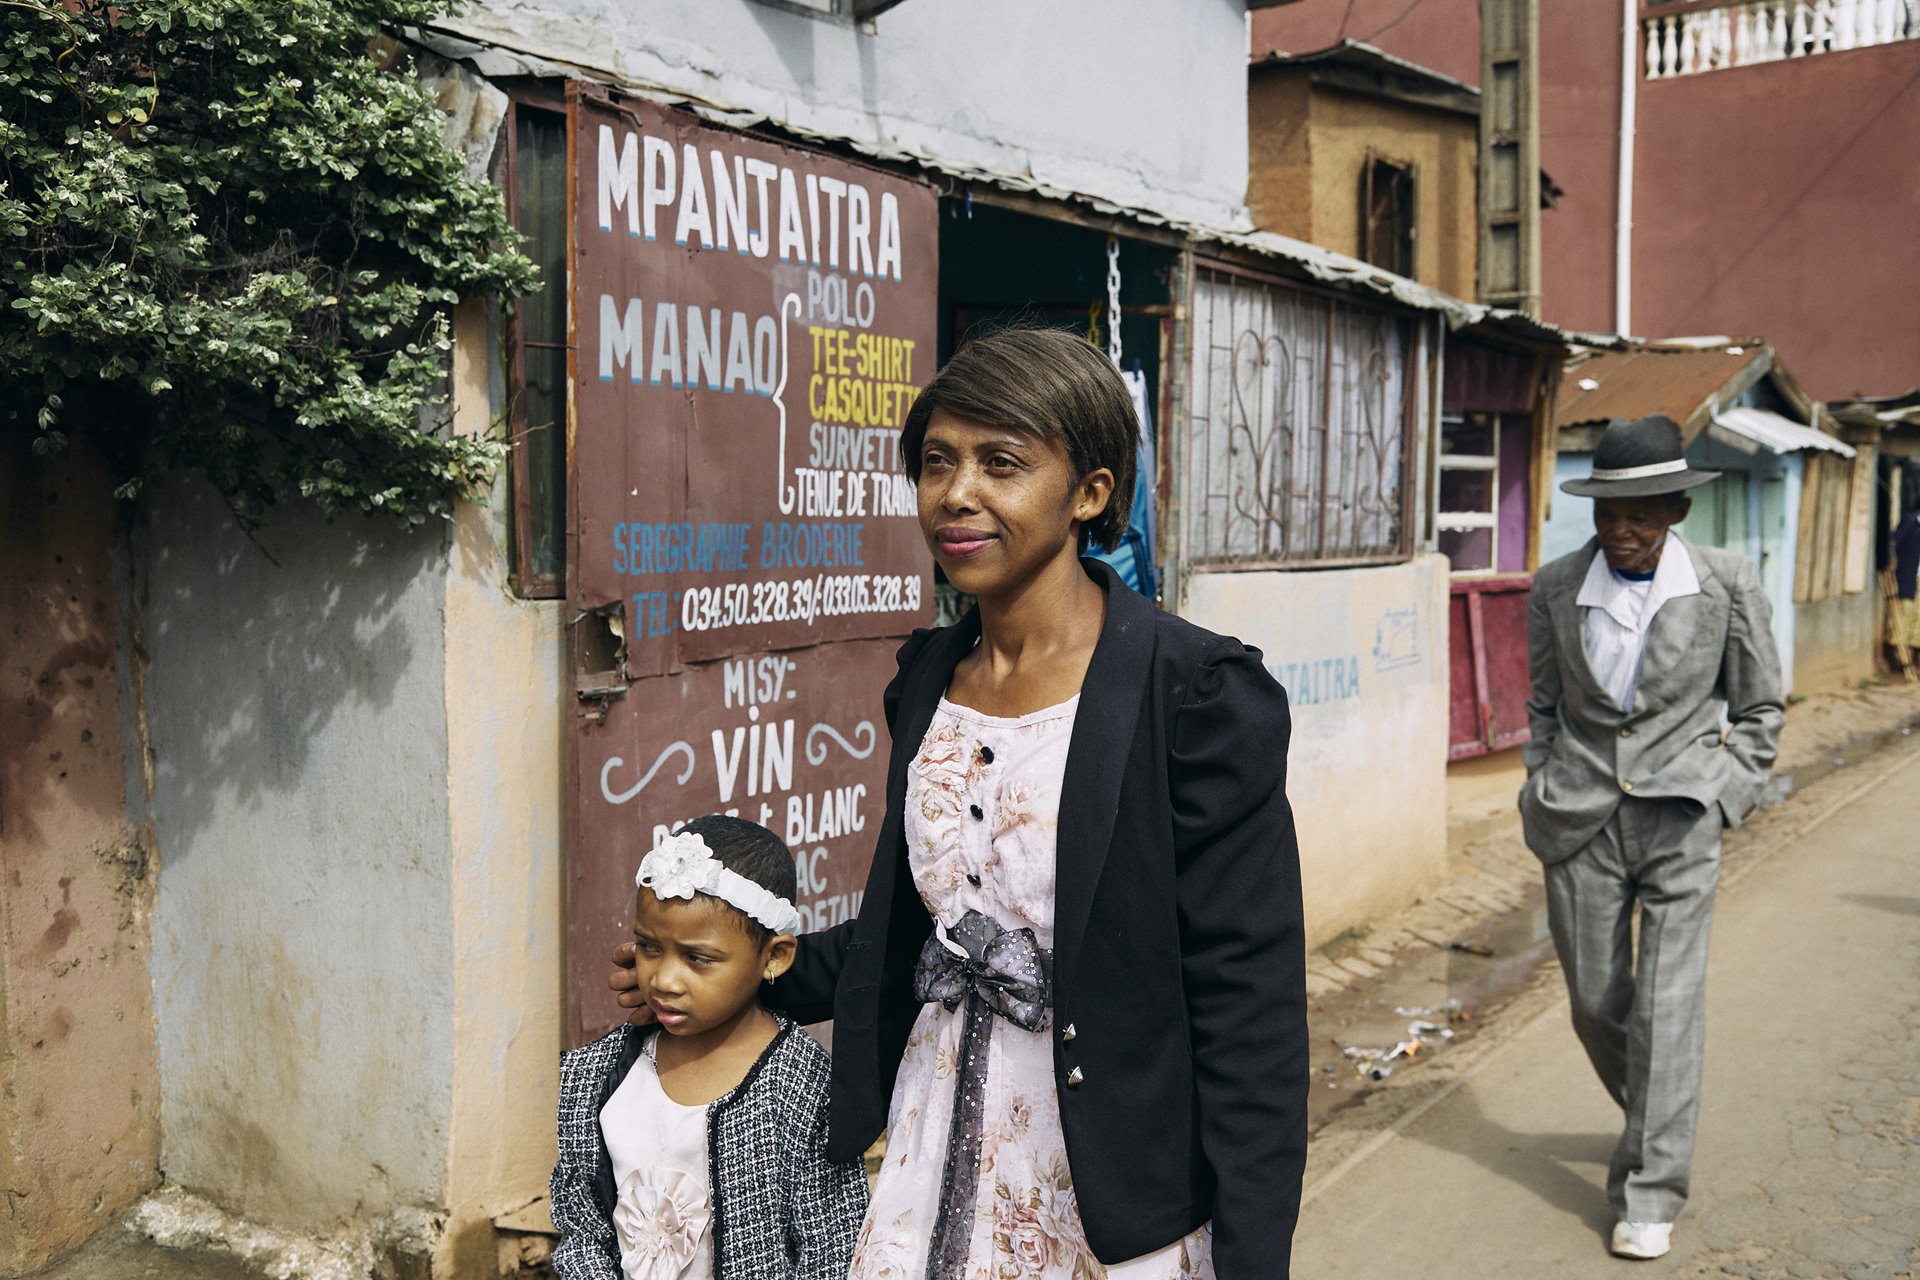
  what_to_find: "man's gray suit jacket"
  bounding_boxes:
[1521,536,1786,864]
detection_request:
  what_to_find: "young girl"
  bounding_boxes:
[613,328,1309,1279]
[552,815,869,1280]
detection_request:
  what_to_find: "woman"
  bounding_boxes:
[613,328,1308,1278]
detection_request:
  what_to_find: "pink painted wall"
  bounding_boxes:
[1254,3,1920,399]
[1535,2,1625,338]
[1633,41,1920,399]
[1252,0,1482,83]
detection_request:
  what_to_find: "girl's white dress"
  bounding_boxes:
[850,696,1213,1280]
[600,1038,715,1280]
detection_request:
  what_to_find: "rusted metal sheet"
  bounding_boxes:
[564,86,937,1043]
[1557,344,1769,435]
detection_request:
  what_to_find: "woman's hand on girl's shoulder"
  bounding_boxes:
[607,941,658,1027]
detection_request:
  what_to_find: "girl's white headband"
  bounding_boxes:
[636,830,804,937]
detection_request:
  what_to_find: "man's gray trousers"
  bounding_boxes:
[1543,794,1721,1224]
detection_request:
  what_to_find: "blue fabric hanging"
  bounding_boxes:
[1087,369,1158,600]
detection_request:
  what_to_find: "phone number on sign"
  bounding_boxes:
[680,574,924,633]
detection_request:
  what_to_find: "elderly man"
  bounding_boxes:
[1521,414,1784,1260]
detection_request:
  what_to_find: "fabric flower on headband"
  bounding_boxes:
[639,831,714,902]
[636,831,805,936]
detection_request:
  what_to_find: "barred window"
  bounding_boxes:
[1186,263,1418,568]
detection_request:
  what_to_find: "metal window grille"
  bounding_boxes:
[1185,263,1417,568]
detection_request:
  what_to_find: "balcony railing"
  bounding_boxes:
[1644,0,1919,77]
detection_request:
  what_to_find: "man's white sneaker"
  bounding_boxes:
[1610,1221,1673,1260]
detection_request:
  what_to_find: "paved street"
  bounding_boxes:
[1293,733,1920,1278]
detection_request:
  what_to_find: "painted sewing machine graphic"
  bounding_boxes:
[1372,605,1422,673]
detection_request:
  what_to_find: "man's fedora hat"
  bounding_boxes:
[1560,414,1720,498]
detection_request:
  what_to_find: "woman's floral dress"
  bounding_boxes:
[849,696,1213,1280]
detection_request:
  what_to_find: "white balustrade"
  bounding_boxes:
[1642,0,1917,77]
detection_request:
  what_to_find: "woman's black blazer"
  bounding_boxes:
[767,560,1309,1277]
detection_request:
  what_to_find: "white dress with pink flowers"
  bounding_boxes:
[849,696,1213,1280]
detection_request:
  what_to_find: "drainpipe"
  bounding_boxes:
[1615,0,1637,336]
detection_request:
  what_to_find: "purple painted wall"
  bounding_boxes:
[1498,411,1531,573]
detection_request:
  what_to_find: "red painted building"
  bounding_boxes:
[1254,0,1920,401]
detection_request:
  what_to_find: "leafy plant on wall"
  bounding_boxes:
[1,0,537,527]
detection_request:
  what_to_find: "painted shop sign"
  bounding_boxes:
[566,86,938,1042]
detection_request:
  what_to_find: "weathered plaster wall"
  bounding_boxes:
[437,302,568,1277]
[1792,588,1877,694]
[444,0,1253,230]
[1300,86,1478,300]
[1183,557,1452,947]
[1246,73,1314,240]
[0,447,160,1273]
[136,480,455,1230]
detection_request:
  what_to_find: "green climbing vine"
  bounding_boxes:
[1,0,538,525]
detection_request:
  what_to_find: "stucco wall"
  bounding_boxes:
[1247,70,1482,298]
[1182,557,1452,947]
[438,303,569,1275]
[136,480,456,1231]
[1301,85,1477,300]
[1792,586,1877,694]
[0,447,160,1273]
[443,0,1253,230]
[1246,73,1314,242]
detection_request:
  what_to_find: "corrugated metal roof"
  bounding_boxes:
[1711,407,1855,458]
[1253,40,1481,116]
[402,23,1579,346]
[1556,344,1771,433]
[1830,389,1920,428]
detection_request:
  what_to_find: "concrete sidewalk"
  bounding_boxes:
[1291,733,1920,1277]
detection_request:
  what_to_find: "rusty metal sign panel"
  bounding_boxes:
[565,87,938,1043]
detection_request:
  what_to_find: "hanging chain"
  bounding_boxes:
[1105,235,1123,367]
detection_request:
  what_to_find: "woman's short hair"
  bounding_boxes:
[900,327,1138,552]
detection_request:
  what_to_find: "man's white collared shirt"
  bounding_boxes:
[1577,536,1701,713]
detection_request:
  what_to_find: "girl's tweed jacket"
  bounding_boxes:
[548,1016,868,1280]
